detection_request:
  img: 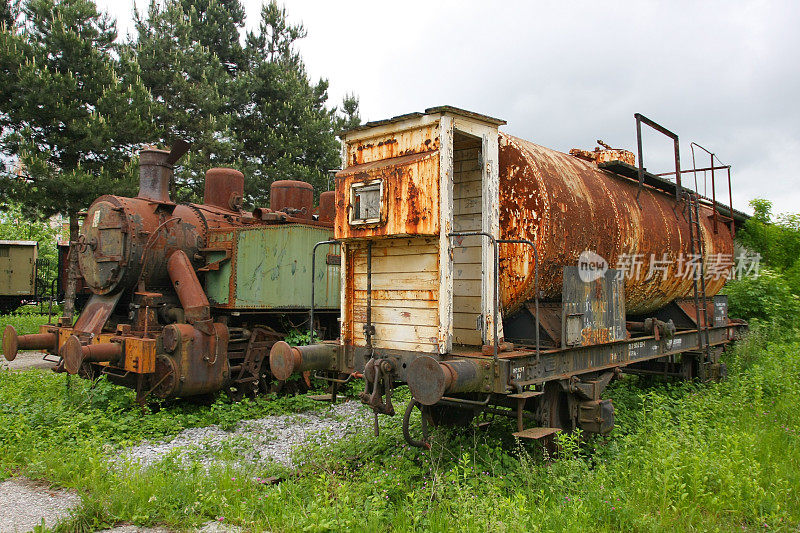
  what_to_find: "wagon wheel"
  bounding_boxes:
[537,382,574,432]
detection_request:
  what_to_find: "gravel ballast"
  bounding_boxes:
[125,400,371,469]
[1,350,56,371]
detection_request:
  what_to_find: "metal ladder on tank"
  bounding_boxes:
[685,192,712,380]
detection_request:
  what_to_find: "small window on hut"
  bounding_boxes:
[349,180,382,225]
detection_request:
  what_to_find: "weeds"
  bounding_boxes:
[0,313,54,335]
[0,324,798,531]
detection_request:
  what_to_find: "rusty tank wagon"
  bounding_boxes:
[2,144,340,401]
[269,106,749,446]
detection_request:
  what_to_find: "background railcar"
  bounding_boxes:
[0,240,37,313]
[269,106,749,446]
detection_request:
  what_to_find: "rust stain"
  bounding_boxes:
[348,124,439,165]
[498,133,733,316]
[334,151,440,240]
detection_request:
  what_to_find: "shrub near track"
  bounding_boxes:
[0,323,796,532]
[0,313,54,336]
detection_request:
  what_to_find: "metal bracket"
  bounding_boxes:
[196,249,232,272]
[634,113,682,206]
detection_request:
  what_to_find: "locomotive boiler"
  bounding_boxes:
[269,106,748,446]
[2,144,340,401]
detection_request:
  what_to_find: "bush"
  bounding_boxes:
[723,269,800,325]
[0,313,53,335]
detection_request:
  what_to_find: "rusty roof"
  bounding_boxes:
[339,105,506,137]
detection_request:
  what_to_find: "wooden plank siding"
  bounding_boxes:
[348,237,440,353]
[451,138,484,346]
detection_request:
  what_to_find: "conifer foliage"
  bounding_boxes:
[0,0,153,222]
[134,0,360,203]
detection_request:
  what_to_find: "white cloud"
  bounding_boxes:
[99,0,800,216]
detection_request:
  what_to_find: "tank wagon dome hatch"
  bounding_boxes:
[268,105,750,448]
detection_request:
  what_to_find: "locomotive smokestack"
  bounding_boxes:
[138,147,173,203]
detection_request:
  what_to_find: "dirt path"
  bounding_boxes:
[1,351,57,372]
[0,477,79,532]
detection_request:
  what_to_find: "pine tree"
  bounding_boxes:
[134,0,360,205]
[0,0,154,317]
[177,0,244,73]
[233,1,354,201]
[0,0,18,29]
[133,0,242,203]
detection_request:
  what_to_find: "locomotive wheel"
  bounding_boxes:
[226,385,246,402]
[150,354,178,399]
[538,382,574,432]
[258,358,275,394]
[227,379,259,402]
[425,403,476,427]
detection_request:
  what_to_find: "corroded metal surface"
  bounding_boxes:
[78,196,206,295]
[407,356,492,406]
[569,147,635,166]
[498,134,733,315]
[561,267,626,346]
[318,191,336,223]
[167,250,210,323]
[204,167,244,211]
[152,322,229,398]
[32,141,342,402]
[346,122,440,166]
[137,147,173,203]
[334,151,440,239]
[270,180,314,220]
[2,326,56,361]
[61,335,122,375]
[72,292,122,334]
[268,341,336,381]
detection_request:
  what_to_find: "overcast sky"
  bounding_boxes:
[98,0,800,217]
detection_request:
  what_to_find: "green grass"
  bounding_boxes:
[0,324,798,532]
[0,313,55,335]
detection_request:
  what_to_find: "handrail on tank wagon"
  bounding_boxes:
[689,142,734,237]
[309,239,340,342]
[635,113,682,204]
[448,232,540,366]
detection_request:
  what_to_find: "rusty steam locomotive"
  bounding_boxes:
[2,144,340,401]
[268,106,749,446]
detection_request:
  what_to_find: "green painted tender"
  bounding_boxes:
[205,224,339,310]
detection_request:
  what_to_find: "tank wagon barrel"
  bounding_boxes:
[272,105,748,447]
[498,136,732,315]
